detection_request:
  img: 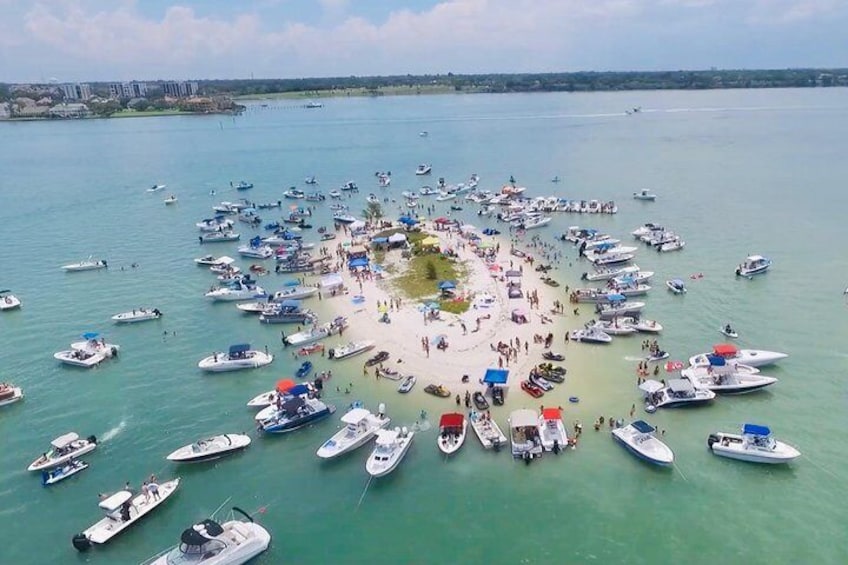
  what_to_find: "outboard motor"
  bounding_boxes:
[377,403,386,418]
[581,272,588,280]
[707,434,720,448]
[328,349,335,360]
[72,533,92,552]
[87,435,97,445]
[553,440,561,455]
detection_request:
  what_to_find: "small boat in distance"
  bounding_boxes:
[233,181,254,190]
[612,420,673,466]
[708,424,800,464]
[633,189,657,201]
[147,184,166,192]
[0,290,21,311]
[666,279,687,294]
[62,258,108,272]
[720,324,739,338]
[736,255,771,277]
[112,308,162,324]
[163,195,178,205]
[416,164,432,175]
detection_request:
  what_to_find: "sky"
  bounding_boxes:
[1,0,847,82]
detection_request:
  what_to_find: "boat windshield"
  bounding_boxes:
[166,540,226,564]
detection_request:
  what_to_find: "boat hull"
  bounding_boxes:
[612,431,672,466]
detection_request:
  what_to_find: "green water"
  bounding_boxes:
[1,89,847,564]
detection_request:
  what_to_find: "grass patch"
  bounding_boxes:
[439,299,471,315]
[395,253,465,300]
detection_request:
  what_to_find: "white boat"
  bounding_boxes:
[619,317,663,333]
[666,279,687,294]
[42,459,89,486]
[612,420,674,466]
[587,252,635,266]
[640,378,716,409]
[682,367,777,394]
[659,238,685,253]
[147,184,166,192]
[365,427,415,477]
[0,383,24,407]
[328,340,375,360]
[144,508,271,565]
[197,218,234,232]
[419,186,439,196]
[332,213,357,223]
[195,254,233,266]
[70,335,120,356]
[468,410,507,450]
[166,434,251,463]
[62,258,108,272]
[689,344,788,368]
[112,308,162,324]
[236,301,270,314]
[328,190,342,199]
[163,195,178,205]
[415,164,432,175]
[237,245,274,259]
[631,223,664,238]
[72,478,181,551]
[0,290,21,311]
[708,424,800,464]
[437,413,467,456]
[198,345,273,373]
[569,327,613,344]
[538,408,568,453]
[54,348,107,368]
[199,231,241,243]
[435,192,455,202]
[611,270,654,285]
[588,319,638,336]
[509,409,543,460]
[633,189,657,201]
[28,432,97,471]
[316,405,390,459]
[269,286,318,301]
[283,318,347,346]
[720,325,739,339]
[582,264,640,282]
[518,216,552,230]
[596,300,646,319]
[736,255,771,277]
[205,284,266,302]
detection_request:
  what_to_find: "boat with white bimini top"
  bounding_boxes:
[538,407,569,454]
[0,290,21,311]
[0,382,24,407]
[640,379,716,409]
[468,410,507,450]
[328,340,375,360]
[509,409,543,460]
[366,427,415,477]
[166,434,252,463]
[437,413,467,456]
[112,308,162,324]
[143,506,271,565]
[681,356,776,394]
[612,420,674,466]
[72,478,181,551]
[707,424,800,464]
[316,404,390,459]
[28,432,98,471]
[689,343,787,368]
[736,255,771,277]
[62,257,108,272]
[198,344,273,373]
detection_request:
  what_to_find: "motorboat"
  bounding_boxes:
[28,432,97,471]
[640,378,716,409]
[596,299,646,319]
[317,405,390,459]
[666,279,686,294]
[588,319,638,336]
[144,508,270,565]
[365,351,390,367]
[0,382,24,407]
[582,264,640,282]
[328,340,375,360]
[586,251,635,266]
[416,164,432,175]
[112,308,162,324]
[332,213,357,224]
[631,223,664,238]
[365,427,414,477]
[269,286,318,301]
[424,384,451,398]
[720,324,739,339]
[198,344,273,373]
[305,176,318,184]
[166,434,251,463]
[518,216,552,230]
[199,231,241,243]
[659,238,685,253]
[234,181,254,190]
[258,396,336,433]
[509,409,543,460]
[236,301,269,314]
[148,184,166,192]
[163,195,178,205]
[259,301,316,325]
[283,317,347,346]
[246,380,311,409]
[283,188,305,199]
[612,420,674,466]
[237,244,274,259]
[633,189,657,201]
[689,344,787,368]
[610,271,654,285]
[437,413,467,455]
[198,254,235,268]
[398,374,416,393]
[328,190,342,199]
[72,478,181,551]
[538,408,568,453]
[340,181,358,191]
[736,255,771,277]
[197,218,235,232]
[569,327,612,344]
[619,317,663,333]
[42,459,89,486]
[683,367,777,394]
[54,348,107,368]
[0,290,21,311]
[70,333,120,356]
[205,283,266,302]
[62,258,108,272]
[707,424,800,464]
[419,186,439,196]
[468,410,507,450]
[521,380,544,398]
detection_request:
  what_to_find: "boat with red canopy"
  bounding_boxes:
[538,408,569,454]
[437,413,467,455]
[688,344,788,369]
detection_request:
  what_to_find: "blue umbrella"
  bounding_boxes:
[438,280,457,290]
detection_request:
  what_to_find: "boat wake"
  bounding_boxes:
[101,419,126,442]
[413,420,432,433]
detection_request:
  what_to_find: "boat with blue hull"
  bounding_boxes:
[258,396,336,434]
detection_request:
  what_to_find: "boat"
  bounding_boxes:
[317,405,390,459]
[295,361,312,379]
[332,212,357,224]
[258,396,336,433]
[666,279,686,294]
[398,375,416,393]
[199,231,241,243]
[340,181,358,191]
[283,317,347,346]
[205,282,266,302]
[736,255,771,277]
[569,327,613,344]
[144,507,271,565]
[62,258,108,272]
[596,299,646,319]
[283,188,305,199]
[269,286,319,301]
[366,427,414,477]
[415,164,432,175]
[689,344,788,368]
[328,190,342,199]
[582,264,640,282]
[321,233,336,241]
[238,244,274,260]
[305,176,318,184]
[42,459,89,486]
[612,420,674,466]
[472,391,489,411]
[587,319,638,336]
[166,434,251,463]
[437,413,467,455]
[542,351,564,362]
[328,340,375,360]
[198,344,273,373]
[707,424,800,464]
[111,308,162,324]
[298,343,324,356]
[631,222,664,238]
[633,189,657,201]
[521,380,544,398]
[538,407,569,453]
[424,384,451,398]
[0,382,24,407]
[234,181,254,190]
[54,348,107,368]
[148,184,166,192]
[468,410,507,450]
[163,195,178,205]
[28,432,97,471]
[681,356,777,394]
[620,317,663,333]
[0,290,22,311]
[235,301,269,314]
[528,374,553,391]
[245,380,310,409]
[640,378,716,409]
[72,478,181,551]
[509,409,543,460]
[197,217,235,232]
[644,350,670,362]
[365,351,390,367]
[720,324,739,339]
[518,216,552,230]
[195,254,233,267]
[659,238,685,253]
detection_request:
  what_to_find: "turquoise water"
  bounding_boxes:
[1,89,847,564]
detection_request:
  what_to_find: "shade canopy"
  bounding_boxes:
[398,216,418,225]
[349,220,366,231]
[439,413,465,428]
[541,407,561,420]
[51,432,80,449]
[421,236,440,247]
[438,280,456,290]
[279,299,301,308]
[706,354,726,366]
[742,423,771,436]
[82,332,100,340]
[510,409,537,428]
[341,408,371,424]
[668,378,694,393]
[228,343,251,355]
[388,232,407,243]
[276,379,296,392]
[181,520,224,546]
[348,257,369,268]
[713,344,738,356]
[639,379,664,393]
[631,420,656,434]
[483,368,509,385]
[320,273,344,289]
[371,237,389,244]
[606,294,626,302]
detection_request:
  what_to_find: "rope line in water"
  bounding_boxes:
[356,476,373,511]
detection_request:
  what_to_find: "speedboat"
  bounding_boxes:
[683,367,777,394]
[54,348,107,368]
[70,334,120,356]
[658,238,685,253]
[518,216,552,230]
[0,382,24,407]
[588,319,638,336]
[234,181,254,190]
[720,325,739,339]
[237,245,274,259]
[437,413,467,456]
[328,190,342,199]
[42,459,89,486]
[424,384,451,398]
[328,340,375,360]
[196,254,234,267]
[163,195,178,205]
[166,434,251,463]
[258,396,336,433]
[708,424,800,464]
[145,508,270,565]
[112,308,162,324]
[569,327,612,344]
[689,344,787,368]
[640,378,716,409]
[509,410,543,460]
[197,218,235,232]
[148,184,166,192]
[28,432,97,471]
[62,258,108,272]
[582,264,640,282]
[619,317,663,333]
[0,290,21,311]
[596,300,646,319]
[199,231,241,243]
[259,302,315,325]
[205,284,266,302]
[468,410,507,450]
[631,223,664,238]
[72,478,181,551]
[316,405,390,459]
[332,213,357,223]
[666,279,686,294]
[365,427,414,477]
[198,345,273,373]
[269,286,318,301]
[538,407,568,454]
[612,420,674,466]
[246,380,311,409]
[415,164,432,175]
[633,189,657,201]
[398,375,416,393]
[236,302,268,314]
[283,317,347,346]
[736,255,771,277]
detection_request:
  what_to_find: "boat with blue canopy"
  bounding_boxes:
[708,424,800,464]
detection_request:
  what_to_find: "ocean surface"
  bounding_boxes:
[1,88,847,564]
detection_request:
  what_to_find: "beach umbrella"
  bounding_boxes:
[438,280,457,290]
